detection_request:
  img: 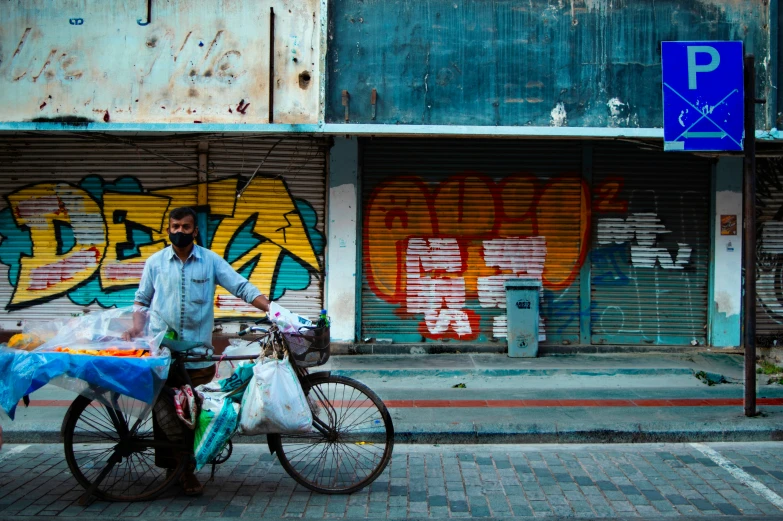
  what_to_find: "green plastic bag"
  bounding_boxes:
[192,363,255,470]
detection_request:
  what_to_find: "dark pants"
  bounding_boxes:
[153,365,216,469]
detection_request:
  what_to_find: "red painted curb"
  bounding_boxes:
[16,397,783,408]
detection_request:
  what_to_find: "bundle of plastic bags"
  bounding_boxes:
[0,306,170,418]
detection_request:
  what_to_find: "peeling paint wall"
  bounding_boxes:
[0,0,322,124]
[712,158,742,347]
[326,0,770,128]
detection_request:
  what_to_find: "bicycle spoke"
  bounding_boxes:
[64,391,184,502]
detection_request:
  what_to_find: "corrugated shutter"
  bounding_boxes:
[756,158,783,336]
[207,136,328,322]
[590,143,710,345]
[361,138,584,344]
[0,133,199,325]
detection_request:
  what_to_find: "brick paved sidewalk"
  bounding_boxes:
[1,443,783,519]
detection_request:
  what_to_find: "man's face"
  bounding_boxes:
[169,215,198,238]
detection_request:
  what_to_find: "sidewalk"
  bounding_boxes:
[2,442,783,519]
[3,351,783,444]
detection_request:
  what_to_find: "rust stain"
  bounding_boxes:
[12,28,31,60]
[174,31,192,62]
[203,30,224,62]
[32,49,58,82]
[103,111,110,122]
[188,88,198,97]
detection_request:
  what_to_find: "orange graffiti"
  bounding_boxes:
[433,174,498,238]
[594,178,629,213]
[538,177,590,290]
[364,172,599,340]
[365,177,437,303]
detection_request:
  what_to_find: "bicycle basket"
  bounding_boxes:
[283,327,330,367]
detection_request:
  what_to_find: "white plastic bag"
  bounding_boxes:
[268,302,314,333]
[239,355,312,434]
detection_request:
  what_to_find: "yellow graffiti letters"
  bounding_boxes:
[209,177,319,318]
[7,183,106,306]
[100,191,170,290]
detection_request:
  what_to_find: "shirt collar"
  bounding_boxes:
[166,244,202,261]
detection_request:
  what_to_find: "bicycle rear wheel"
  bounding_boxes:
[269,374,394,494]
[63,391,188,502]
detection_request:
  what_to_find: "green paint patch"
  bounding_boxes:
[0,207,33,287]
[694,371,724,386]
[756,360,783,375]
[68,277,137,308]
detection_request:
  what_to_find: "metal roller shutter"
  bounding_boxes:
[590,143,710,345]
[361,138,585,344]
[0,133,199,326]
[207,136,328,322]
[756,158,783,336]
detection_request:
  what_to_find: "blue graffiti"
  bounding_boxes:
[591,244,631,287]
[0,208,32,287]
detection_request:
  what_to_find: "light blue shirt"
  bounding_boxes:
[135,245,262,354]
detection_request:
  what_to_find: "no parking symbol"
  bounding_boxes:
[662,41,744,152]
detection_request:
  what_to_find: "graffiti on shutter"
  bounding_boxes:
[0,175,324,317]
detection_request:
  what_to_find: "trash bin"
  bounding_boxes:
[505,278,541,357]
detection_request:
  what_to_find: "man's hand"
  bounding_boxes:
[122,328,143,341]
[251,294,271,313]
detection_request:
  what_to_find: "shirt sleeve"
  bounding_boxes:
[134,259,155,306]
[214,254,263,304]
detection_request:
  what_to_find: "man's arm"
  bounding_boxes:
[214,255,270,313]
[123,261,155,340]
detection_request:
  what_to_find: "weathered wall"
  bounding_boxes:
[0,0,322,125]
[327,0,770,128]
[326,137,359,342]
[711,158,742,347]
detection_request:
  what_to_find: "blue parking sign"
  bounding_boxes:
[662,41,744,152]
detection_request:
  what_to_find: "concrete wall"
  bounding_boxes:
[326,0,771,129]
[326,137,359,341]
[711,157,743,347]
[1,0,322,125]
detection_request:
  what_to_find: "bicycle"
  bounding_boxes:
[59,320,395,503]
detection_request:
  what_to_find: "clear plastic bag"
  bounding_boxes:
[239,355,312,435]
[0,306,170,419]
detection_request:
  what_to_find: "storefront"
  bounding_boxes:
[360,138,711,346]
[0,133,328,330]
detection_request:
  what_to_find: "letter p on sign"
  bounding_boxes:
[687,46,720,89]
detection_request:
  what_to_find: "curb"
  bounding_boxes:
[331,343,734,356]
[6,427,783,445]
[329,367,701,379]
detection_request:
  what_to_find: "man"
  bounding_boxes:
[127,206,270,495]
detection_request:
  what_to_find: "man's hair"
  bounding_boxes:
[169,206,198,224]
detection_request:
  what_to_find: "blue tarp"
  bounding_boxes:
[0,348,170,419]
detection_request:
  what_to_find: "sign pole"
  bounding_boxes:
[743,54,757,417]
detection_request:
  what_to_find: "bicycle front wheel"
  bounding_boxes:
[269,374,394,494]
[63,391,188,502]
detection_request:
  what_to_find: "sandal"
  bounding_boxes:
[180,472,204,496]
